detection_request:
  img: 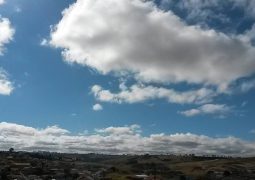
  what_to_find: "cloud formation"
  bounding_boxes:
[93,103,103,111]
[0,17,14,55]
[0,122,255,156]
[40,38,48,46]
[0,15,15,95]
[239,79,255,93]
[0,0,4,5]
[50,0,255,89]
[0,17,14,95]
[159,0,255,25]
[91,84,216,105]
[0,69,13,95]
[180,104,231,117]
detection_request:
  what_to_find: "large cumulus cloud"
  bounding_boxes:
[50,0,255,88]
[1,122,255,156]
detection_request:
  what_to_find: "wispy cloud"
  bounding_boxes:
[159,0,255,26]
[40,38,49,46]
[14,7,22,13]
[250,129,255,134]
[180,104,232,117]
[0,69,14,95]
[240,79,255,93]
[0,17,15,55]
[91,84,216,105]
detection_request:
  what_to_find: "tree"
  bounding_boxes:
[9,148,14,153]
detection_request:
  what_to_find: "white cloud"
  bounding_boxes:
[0,0,4,5]
[92,103,103,111]
[0,13,15,96]
[0,122,255,156]
[95,124,141,135]
[0,17,14,55]
[50,0,255,88]
[0,69,14,95]
[180,104,231,117]
[40,38,49,46]
[91,84,216,105]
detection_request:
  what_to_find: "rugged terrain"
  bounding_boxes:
[0,151,255,179]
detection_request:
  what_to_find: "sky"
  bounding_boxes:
[0,0,255,156]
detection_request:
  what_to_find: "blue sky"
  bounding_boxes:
[0,0,255,155]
